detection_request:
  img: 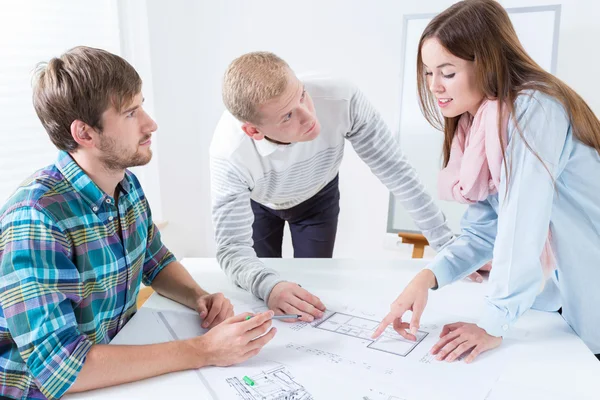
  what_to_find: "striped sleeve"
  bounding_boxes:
[345,89,454,250]
[209,158,284,300]
[0,206,92,400]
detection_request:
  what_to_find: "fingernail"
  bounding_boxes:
[476,276,483,283]
[202,323,208,328]
[410,327,418,336]
[268,310,274,317]
[307,316,314,322]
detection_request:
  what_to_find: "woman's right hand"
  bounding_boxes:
[372,269,437,341]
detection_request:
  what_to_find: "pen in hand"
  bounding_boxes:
[245,314,302,321]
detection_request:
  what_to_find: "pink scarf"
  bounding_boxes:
[438,99,555,281]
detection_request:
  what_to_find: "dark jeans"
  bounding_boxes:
[251,175,340,258]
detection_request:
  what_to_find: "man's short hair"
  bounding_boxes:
[222,51,291,123]
[32,46,142,151]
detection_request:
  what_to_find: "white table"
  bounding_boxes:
[66,258,599,399]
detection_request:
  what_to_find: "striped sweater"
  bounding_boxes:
[210,76,452,301]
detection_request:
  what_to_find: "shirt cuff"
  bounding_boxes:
[143,250,177,285]
[257,273,285,302]
[32,329,93,399]
[427,257,456,289]
[423,228,455,252]
[477,302,512,338]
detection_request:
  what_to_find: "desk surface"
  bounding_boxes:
[66,258,599,400]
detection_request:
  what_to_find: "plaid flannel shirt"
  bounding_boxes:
[0,151,175,399]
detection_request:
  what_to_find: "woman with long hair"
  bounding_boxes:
[373,0,600,362]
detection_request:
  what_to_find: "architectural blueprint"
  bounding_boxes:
[130,300,508,400]
[306,310,428,357]
[226,365,313,400]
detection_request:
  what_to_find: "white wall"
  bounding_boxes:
[0,1,121,203]
[118,0,165,223]
[143,0,600,260]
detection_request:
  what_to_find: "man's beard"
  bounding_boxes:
[98,134,152,171]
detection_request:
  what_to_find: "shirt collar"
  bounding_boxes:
[55,151,131,210]
[254,138,296,157]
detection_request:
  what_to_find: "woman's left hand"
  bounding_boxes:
[430,322,502,363]
[467,262,492,283]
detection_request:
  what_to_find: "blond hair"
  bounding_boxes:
[222,51,291,123]
[33,46,141,151]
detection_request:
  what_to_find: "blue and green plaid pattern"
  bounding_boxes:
[0,151,175,399]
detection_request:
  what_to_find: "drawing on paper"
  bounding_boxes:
[419,351,466,364]
[285,343,394,376]
[226,365,313,400]
[305,311,428,357]
[363,388,407,400]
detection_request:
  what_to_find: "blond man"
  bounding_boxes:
[210,52,454,320]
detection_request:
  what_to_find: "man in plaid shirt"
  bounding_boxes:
[0,47,276,400]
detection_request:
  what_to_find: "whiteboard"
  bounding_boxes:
[387,5,561,234]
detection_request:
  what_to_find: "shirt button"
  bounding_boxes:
[502,324,509,331]
[108,216,114,221]
[92,206,98,212]
[106,198,112,204]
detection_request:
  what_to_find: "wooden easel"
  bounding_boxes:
[398,232,429,259]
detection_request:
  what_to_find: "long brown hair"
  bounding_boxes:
[416,0,600,174]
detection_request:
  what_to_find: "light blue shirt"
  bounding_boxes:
[429,91,600,353]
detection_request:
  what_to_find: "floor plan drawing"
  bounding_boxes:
[122,308,506,400]
[284,343,395,376]
[226,365,313,400]
[419,351,466,364]
[311,311,429,357]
